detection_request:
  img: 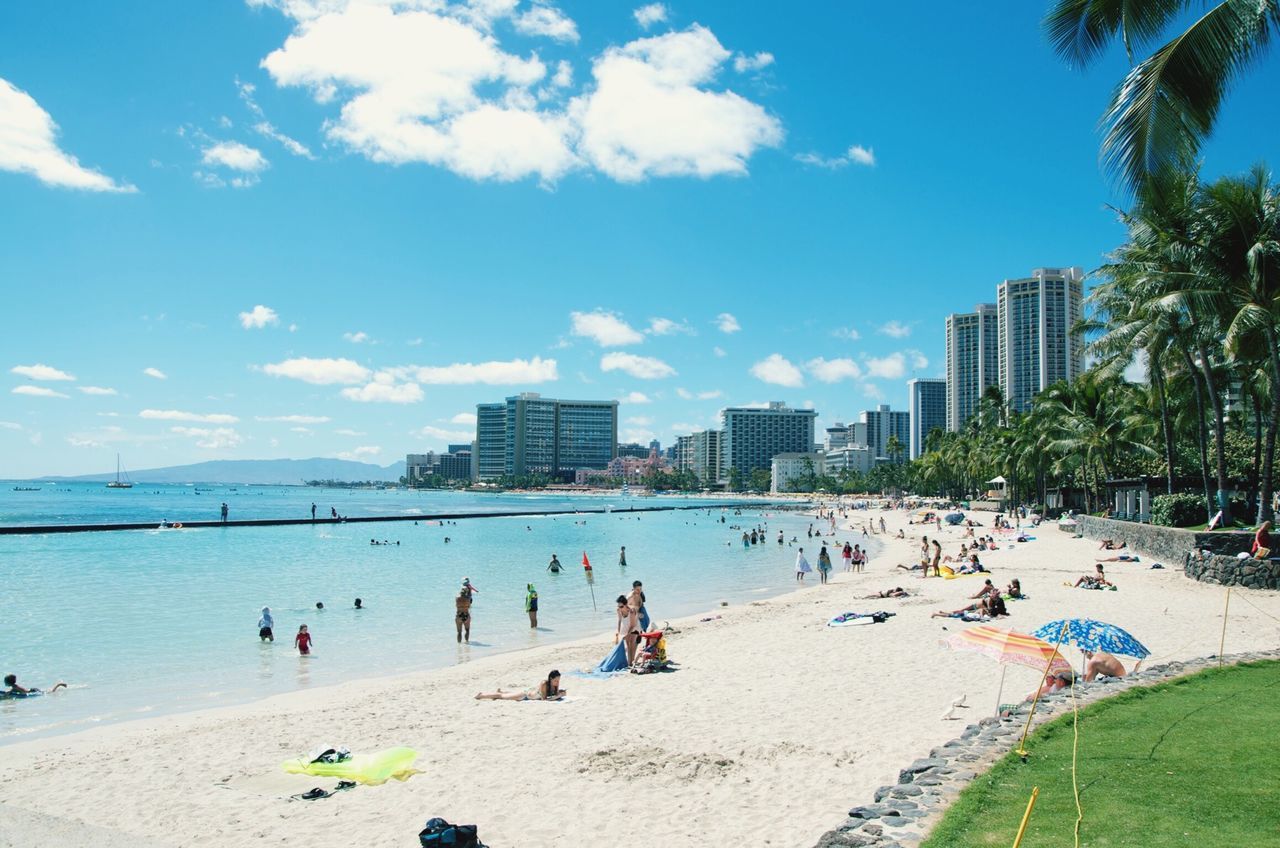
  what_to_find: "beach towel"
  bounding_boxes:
[282,747,419,785]
[595,639,629,673]
[827,611,894,627]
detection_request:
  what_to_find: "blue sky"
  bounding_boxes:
[2,1,1277,477]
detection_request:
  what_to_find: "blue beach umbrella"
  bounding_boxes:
[1032,619,1151,659]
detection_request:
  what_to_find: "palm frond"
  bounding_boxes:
[1044,0,1197,67]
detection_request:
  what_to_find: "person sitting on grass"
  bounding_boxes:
[1083,650,1127,681]
[475,670,565,701]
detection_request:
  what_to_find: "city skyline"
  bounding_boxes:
[4,1,1277,477]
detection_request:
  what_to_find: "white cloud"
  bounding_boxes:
[78,386,117,396]
[864,352,906,380]
[716,313,741,334]
[255,414,331,423]
[513,4,578,42]
[336,445,382,460]
[0,421,21,430]
[409,356,558,384]
[571,26,783,182]
[0,78,135,192]
[676,387,723,400]
[12,385,68,399]
[732,51,774,73]
[647,316,695,336]
[713,346,727,357]
[878,320,911,338]
[11,363,75,381]
[450,412,478,425]
[795,143,876,170]
[263,357,370,385]
[340,375,424,403]
[908,350,929,369]
[670,421,699,433]
[239,304,280,329]
[202,140,269,172]
[334,428,366,436]
[290,426,312,433]
[570,310,644,346]
[832,327,861,341]
[862,382,884,400]
[806,357,862,383]
[414,424,473,442]
[618,391,651,404]
[143,367,167,380]
[749,353,803,387]
[289,323,299,332]
[600,352,676,379]
[633,3,667,28]
[140,409,240,424]
[254,121,315,158]
[344,330,369,343]
[171,426,244,449]
[621,427,657,445]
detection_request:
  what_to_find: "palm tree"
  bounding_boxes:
[1044,0,1280,190]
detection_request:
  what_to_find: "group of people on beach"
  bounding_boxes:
[793,541,870,584]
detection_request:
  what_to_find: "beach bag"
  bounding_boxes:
[419,818,481,847]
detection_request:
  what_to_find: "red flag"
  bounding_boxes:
[582,551,592,571]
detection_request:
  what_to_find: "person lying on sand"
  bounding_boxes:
[476,670,565,701]
[1083,650,1127,681]
[1099,539,1127,550]
[1096,553,1140,562]
[894,563,924,571]
[932,603,986,620]
[864,587,909,598]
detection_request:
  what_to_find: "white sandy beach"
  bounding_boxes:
[3,508,1279,848]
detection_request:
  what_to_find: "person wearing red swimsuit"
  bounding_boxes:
[294,624,313,655]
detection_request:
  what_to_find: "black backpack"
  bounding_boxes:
[419,817,482,847]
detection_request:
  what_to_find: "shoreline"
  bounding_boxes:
[4,507,1274,847]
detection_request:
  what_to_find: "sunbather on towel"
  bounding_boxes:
[1096,554,1139,562]
[1074,564,1113,588]
[931,604,987,621]
[864,587,909,598]
[476,670,565,701]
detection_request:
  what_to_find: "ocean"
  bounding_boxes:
[0,484,876,742]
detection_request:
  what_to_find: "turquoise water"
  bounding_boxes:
[0,486,869,742]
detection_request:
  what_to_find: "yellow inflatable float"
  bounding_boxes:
[281,746,420,785]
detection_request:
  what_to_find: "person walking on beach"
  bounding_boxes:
[311,503,316,521]
[853,544,866,572]
[294,624,312,655]
[220,502,229,523]
[455,588,473,643]
[817,545,832,584]
[525,583,539,628]
[258,606,274,642]
[795,548,812,581]
[879,517,886,534]
[619,546,627,567]
[841,542,853,572]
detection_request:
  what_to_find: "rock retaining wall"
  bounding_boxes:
[814,649,1280,848]
[1185,553,1280,590]
[1075,516,1253,566]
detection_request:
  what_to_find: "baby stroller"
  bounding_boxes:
[630,630,672,674]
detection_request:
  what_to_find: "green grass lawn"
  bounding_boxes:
[921,661,1280,847]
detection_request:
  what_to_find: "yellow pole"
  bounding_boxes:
[1218,586,1231,667]
[1017,622,1069,758]
[1011,786,1040,848]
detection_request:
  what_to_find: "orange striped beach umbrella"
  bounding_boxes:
[944,625,1070,675]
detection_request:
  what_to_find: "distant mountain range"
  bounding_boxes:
[44,457,406,485]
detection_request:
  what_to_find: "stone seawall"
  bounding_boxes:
[1075,516,1253,565]
[1185,552,1280,590]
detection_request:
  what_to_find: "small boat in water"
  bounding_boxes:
[107,454,133,489]
[11,486,40,492]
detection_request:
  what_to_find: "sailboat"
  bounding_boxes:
[106,454,133,489]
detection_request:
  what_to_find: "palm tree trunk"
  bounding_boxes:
[1181,350,1215,519]
[1259,329,1280,524]
[1197,343,1230,522]
[1151,356,1176,495]
[1249,383,1263,517]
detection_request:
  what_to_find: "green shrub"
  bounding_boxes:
[1151,492,1206,527]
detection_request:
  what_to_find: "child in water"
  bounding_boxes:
[294,624,313,655]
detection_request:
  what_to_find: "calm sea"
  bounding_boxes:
[0,484,874,742]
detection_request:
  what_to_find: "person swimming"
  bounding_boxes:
[4,673,67,697]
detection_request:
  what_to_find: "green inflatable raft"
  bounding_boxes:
[281,746,420,785]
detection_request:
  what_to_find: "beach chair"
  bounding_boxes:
[630,630,670,674]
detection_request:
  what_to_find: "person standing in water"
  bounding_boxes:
[220,502,229,523]
[294,624,312,655]
[525,583,539,628]
[619,546,627,567]
[547,554,562,573]
[311,503,317,521]
[455,588,473,643]
[817,545,832,584]
[258,607,274,642]
[795,548,812,581]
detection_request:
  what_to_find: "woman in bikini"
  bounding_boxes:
[455,588,473,643]
[476,670,566,701]
[615,595,640,665]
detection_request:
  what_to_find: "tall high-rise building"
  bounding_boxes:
[945,303,999,431]
[474,403,507,481]
[859,404,911,464]
[997,267,1085,413]
[907,378,947,460]
[720,402,818,481]
[474,393,617,481]
[689,429,722,485]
